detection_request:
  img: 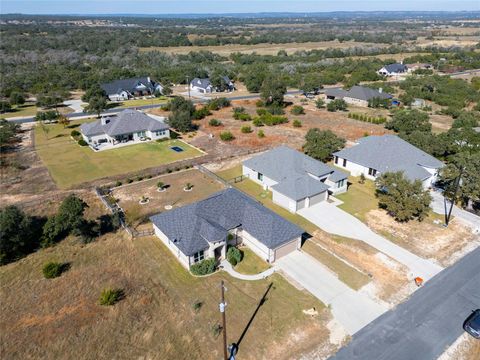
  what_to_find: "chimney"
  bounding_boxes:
[379,88,383,93]
[147,76,151,84]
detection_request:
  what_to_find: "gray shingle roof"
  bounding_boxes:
[333,135,444,182]
[271,175,330,201]
[150,188,304,256]
[243,146,347,199]
[80,109,168,137]
[382,63,408,74]
[190,78,212,90]
[100,77,158,96]
[325,86,392,102]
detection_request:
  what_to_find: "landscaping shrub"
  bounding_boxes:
[257,130,265,138]
[78,139,87,146]
[233,106,245,114]
[234,113,252,121]
[255,100,265,107]
[219,131,235,141]
[193,106,211,120]
[252,118,264,127]
[157,181,165,189]
[190,258,217,275]
[208,118,222,127]
[42,261,65,279]
[115,180,122,187]
[170,131,179,139]
[291,105,305,115]
[99,288,124,306]
[70,130,80,137]
[256,108,268,116]
[266,105,285,115]
[207,97,230,111]
[126,178,133,183]
[293,119,302,128]
[241,125,253,134]
[327,99,347,112]
[255,113,288,126]
[315,98,325,108]
[227,246,243,266]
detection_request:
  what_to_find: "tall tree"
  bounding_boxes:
[85,96,107,117]
[303,129,346,162]
[261,74,286,107]
[385,109,431,135]
[376,171,432,222]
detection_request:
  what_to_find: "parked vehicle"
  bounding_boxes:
[463,309,480,339]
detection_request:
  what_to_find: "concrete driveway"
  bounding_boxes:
[298,202,443,281]
[430,190,480,233]
[276,251,387,335]
[63,99,87,113]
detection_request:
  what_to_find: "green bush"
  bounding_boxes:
[115,180,122,187]
[266,105,285,115]
[256,113,288,126]
[190,258,217,275]
[233,106,245,114]
[99,288,124,306]
[193,106,211,120]
[70,130,80,137]
[291,105,305,115]
[241,125,253,134]
[207,97,231,111]
[126,178,133,183]
[42,261,65,279]
[257,130,265,138]
[170,131,179,139]
[208,118,222,127]
[315,98,325,108]
[255,100,265,107]
[234,113,252,121]
[256,108,268,116]
[293,119,302,128]
[252,118,264,127]
[227,247,243,266]
[78,139,88,146]
[219,131,235,141]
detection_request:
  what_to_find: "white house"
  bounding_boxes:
[190,76,234,94]
[243,146,349,213]
[333,135,444,189]
[100,77,164,101]
[378,63,408,77]
[149,189,304,269]
[79,109,169,150]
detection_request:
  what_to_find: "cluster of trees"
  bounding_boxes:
[0,119,20,149]
[303,129,346,162]
[0,195,121,265]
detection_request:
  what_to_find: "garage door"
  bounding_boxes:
[274,239,299,261]
[309,191,327,207]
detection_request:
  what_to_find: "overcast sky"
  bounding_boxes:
[1,1,479,15]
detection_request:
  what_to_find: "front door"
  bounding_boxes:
[214,246,224,260]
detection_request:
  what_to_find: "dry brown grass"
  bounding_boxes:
[0,233,333,360]
[365,209,479,266]
[139,40,389,56]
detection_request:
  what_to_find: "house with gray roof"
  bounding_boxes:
[150,188,304,268]
[80,109,169,150]
[325,85,392,107]
[190,76,234,94]
[100,76,163,101]
[333,135,444,188]
[378,63,408,77]
[243,146,349,213]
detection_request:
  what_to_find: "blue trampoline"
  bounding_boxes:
[170,146,184,152]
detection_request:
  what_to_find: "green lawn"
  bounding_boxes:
[235,248,271,275]
[217,165,319,234]
[35,120,203,189]
[3,103,38,118]
[336,177,378,222]
[302,239,371,291]
[114,97,168,108]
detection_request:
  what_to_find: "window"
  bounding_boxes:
[368,168,377,177]
[137,131,146,137]
[257,172,264,181]
[193,251,204,263]
[334,156,338,164]
[156,130,166,136]
[342,159,347,167]
[338,179,345,188]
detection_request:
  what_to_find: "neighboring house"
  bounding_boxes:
[324,85,393,107]
[333,135,444,188]
[378,63,408,76]
[100,76,163,101]
[150,188,304,268]
[80,109,169,149]
[190,76,234,93]
[242,146,348,213]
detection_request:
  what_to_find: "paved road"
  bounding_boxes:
[430,191,480,233]
[276,251,387,335]
[7,90,303,124]
[298,202,443,281]
[329,246,480,360]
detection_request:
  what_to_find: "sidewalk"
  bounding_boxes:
[219,259,275,281]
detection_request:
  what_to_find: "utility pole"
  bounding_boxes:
[220,280,228,360]
[445,167,463,227]
[186,75,191,100]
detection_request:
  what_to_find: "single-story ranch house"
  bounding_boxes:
[150,188,304,268]
[324,85,392,107]
[80,109,169,150]
[190,76,234,93]
[377,63,408,77]
[101,76,164,101]
[243,146,349,213]
[333,135,444,188]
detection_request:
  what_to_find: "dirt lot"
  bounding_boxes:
[111,169,225,227]
[366,209,480,267]
[0,233,335,360]
[139,40,390,56]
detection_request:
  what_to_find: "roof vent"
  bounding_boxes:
[101,117,110,125]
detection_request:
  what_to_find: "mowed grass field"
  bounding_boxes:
[34,120,204,189]
[0,233,330,359]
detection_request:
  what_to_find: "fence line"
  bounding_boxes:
[195,164,232,188]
